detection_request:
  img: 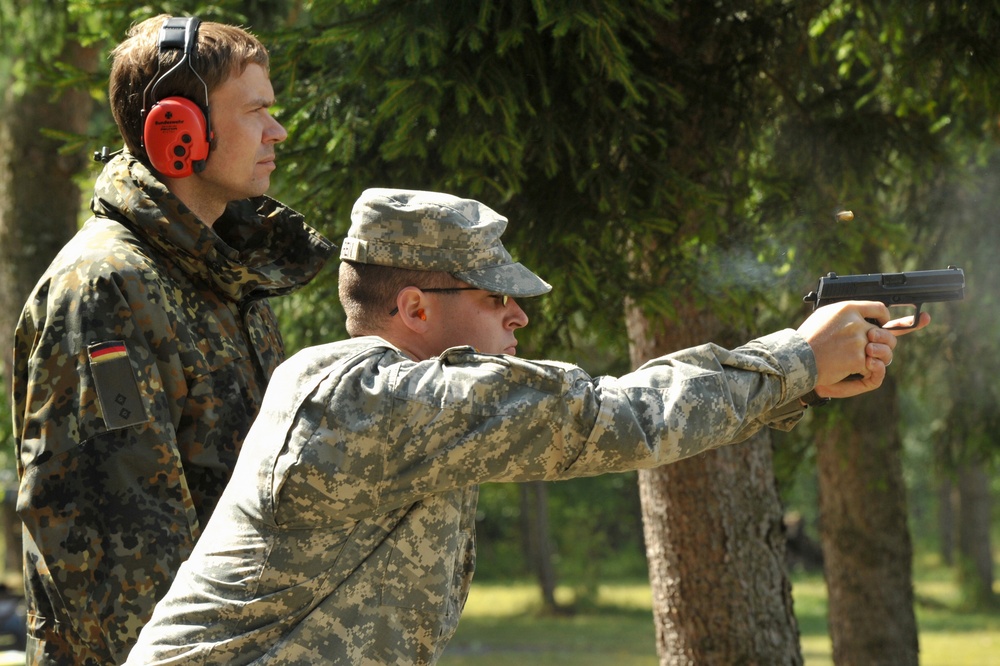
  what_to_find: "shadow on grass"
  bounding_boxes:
[440,585,658,665]
[441,612,659,666]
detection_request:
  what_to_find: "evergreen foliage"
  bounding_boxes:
[2,0,999,616]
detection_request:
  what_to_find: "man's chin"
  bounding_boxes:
[245,179,272,199]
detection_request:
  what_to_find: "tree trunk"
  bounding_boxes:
[937,475,955,567]
[0,40,97,581]
[627,301,801,666]
[519,481,560,613]
[814,379,919,666]
[955,460,995,609]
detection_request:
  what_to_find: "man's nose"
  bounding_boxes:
[507,299,529,329]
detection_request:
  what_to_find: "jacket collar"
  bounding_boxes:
[91,152,333,302]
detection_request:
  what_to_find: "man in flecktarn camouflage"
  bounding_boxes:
[10,13,331,665]
[126,188,925,665]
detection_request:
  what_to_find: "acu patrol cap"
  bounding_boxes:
[340,188,552,298]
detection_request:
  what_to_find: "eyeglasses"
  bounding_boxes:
[389,287,509,316]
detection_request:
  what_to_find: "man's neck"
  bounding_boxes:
[375,328,433,362]
[163,177,226,227]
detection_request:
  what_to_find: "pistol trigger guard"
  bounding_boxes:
[903,303,924,330]
[883,304,923,330]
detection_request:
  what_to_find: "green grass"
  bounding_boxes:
[439,561,1000,666]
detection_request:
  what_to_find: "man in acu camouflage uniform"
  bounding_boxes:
[10,14,332,665]
[126,188,926,665]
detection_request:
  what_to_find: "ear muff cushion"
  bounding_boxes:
[143,97,210,178]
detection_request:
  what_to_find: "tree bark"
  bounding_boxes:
[814,380,919,666]
[627,301,801,666]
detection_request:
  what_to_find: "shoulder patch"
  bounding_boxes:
[88,340,151,430]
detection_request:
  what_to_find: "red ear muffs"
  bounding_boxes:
[143,96,211,178]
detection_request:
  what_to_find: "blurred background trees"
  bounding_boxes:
[1,0,998,663]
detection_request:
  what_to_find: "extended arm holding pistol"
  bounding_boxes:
[803,266,965,328]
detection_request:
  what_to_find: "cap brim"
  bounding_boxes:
[455,262,552,298]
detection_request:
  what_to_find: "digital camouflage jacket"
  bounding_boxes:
[125,330,815,665]
[11,152,332,665]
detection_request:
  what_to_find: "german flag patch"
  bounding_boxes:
[88,340,150,430]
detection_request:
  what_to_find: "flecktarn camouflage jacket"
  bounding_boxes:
[125,331,815,665]
[11,152,332,665]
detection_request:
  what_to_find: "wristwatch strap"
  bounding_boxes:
[800,389,831,408]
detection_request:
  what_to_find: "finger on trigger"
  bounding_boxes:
[858,301,892,326]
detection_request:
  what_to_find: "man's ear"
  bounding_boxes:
[395,286,430,332]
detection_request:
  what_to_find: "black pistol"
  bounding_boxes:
[803,266,965,329]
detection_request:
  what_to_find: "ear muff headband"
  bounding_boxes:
[141,17,213,178]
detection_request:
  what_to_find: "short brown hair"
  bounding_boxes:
[109,14,270,163]
[339,262,459,336]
